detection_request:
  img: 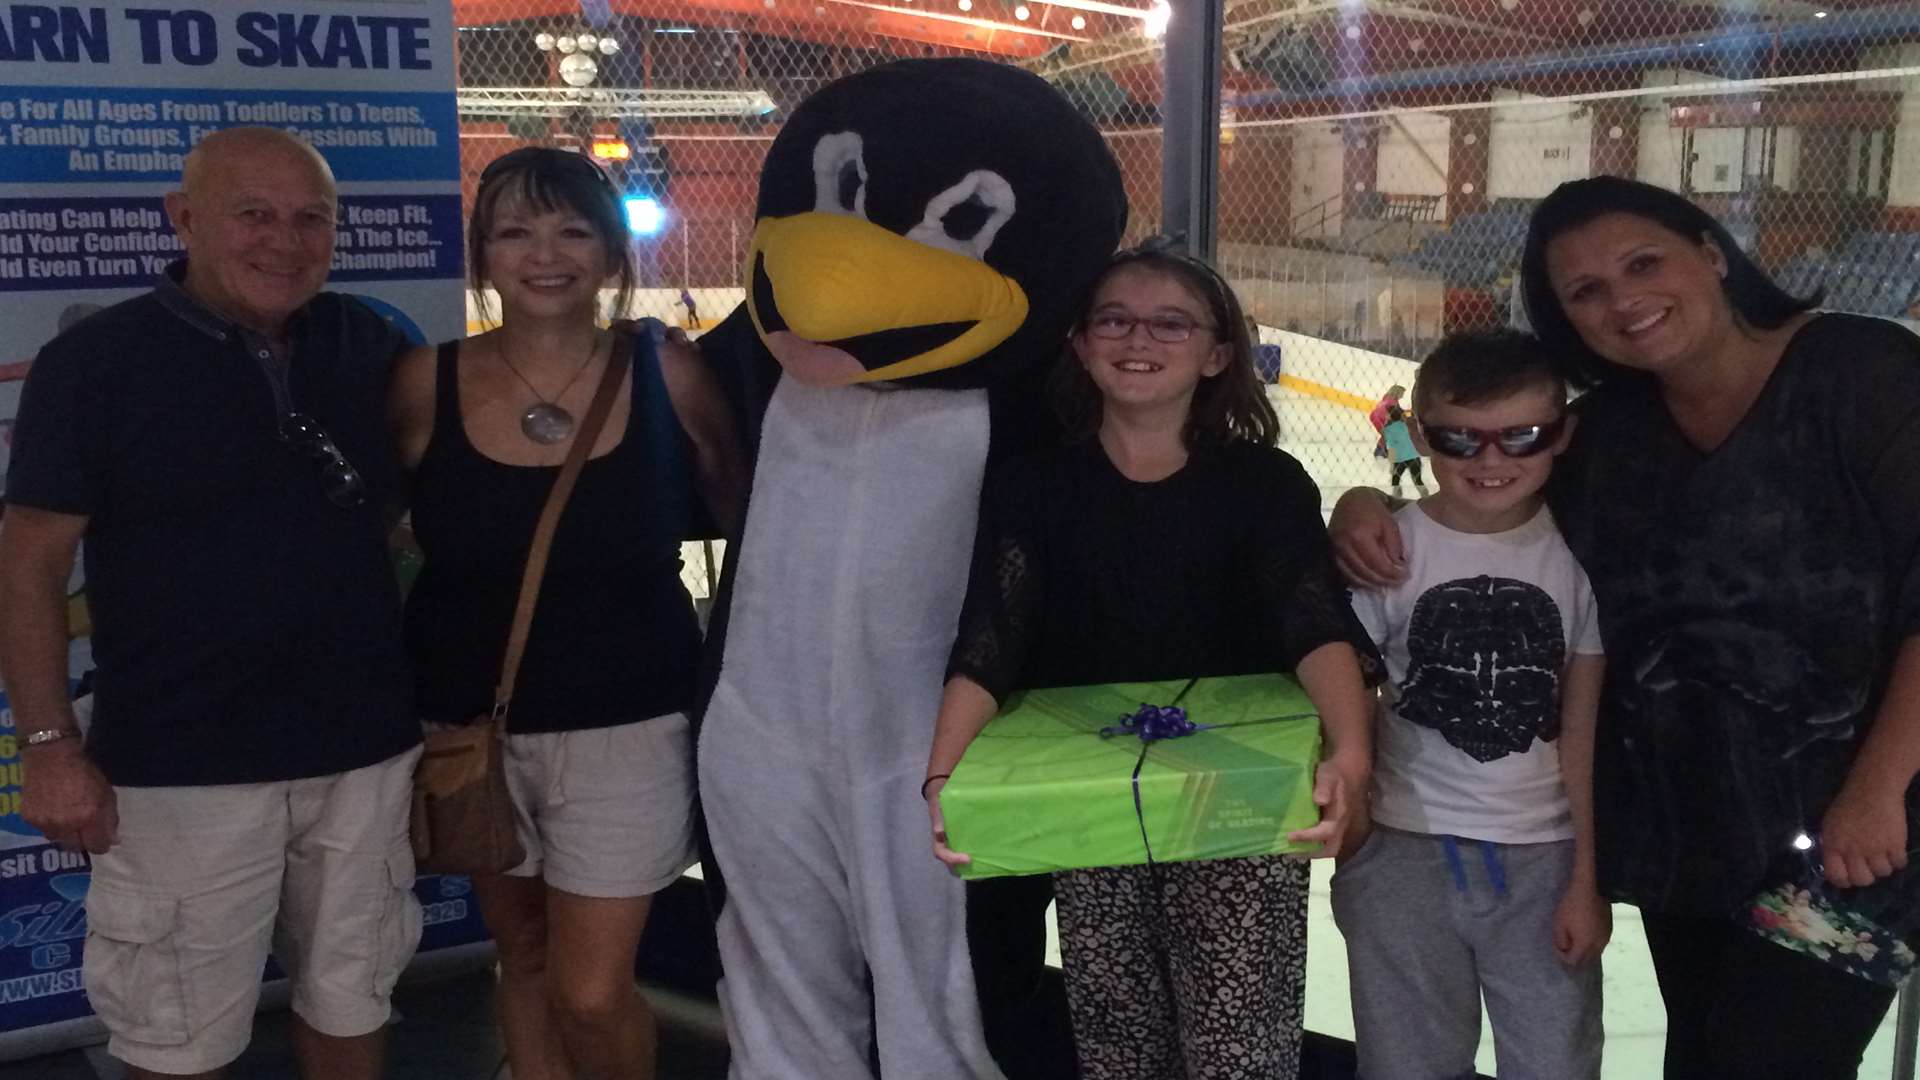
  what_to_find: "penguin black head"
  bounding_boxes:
[745,58,1127,390]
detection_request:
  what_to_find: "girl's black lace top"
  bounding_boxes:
[948,439,1373,700]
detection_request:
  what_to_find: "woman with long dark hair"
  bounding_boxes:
[1334,175,1920,1079]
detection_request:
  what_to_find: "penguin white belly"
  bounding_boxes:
[711,378,990,767]
[698,378,1005,1080]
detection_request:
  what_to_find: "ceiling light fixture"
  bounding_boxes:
[1032,0,1153,21]
[829,0,1093,38]
[1143,0,1170,38]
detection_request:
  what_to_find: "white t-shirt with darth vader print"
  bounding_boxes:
[1351,502,1604,844]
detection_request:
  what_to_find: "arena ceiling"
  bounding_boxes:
[453,0,1920,121]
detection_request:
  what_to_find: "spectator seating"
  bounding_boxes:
[1395,201,1535,288]
[1776,230,1920,318]
[1393,207,1918,320]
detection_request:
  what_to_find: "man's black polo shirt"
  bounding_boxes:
[5,264,419,786]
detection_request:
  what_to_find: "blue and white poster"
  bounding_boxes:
[0,0,486,1059]
[0,0,469,481]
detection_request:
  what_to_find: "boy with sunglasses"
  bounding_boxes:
[1331,329,1608,1080]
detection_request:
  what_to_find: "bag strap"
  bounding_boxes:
[490,332,632,728]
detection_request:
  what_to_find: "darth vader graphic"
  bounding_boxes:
[1399,575,1564,763]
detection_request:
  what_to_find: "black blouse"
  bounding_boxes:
[948,439,1371,700]
[1551,313,1920,943]
[405,335,703,733]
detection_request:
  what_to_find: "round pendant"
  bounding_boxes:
[520,403,575,445]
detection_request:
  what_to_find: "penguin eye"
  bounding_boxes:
[906,170,1016,260]
[838,161,864,215]
[942,197,993,242]
[811,131,868,218]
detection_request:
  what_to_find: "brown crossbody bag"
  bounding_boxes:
[408,334,631,876]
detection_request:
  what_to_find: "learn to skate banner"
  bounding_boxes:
[0,0,484,1059]
[0,0,468,488]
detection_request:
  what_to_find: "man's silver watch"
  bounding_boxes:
[21,728,79,748]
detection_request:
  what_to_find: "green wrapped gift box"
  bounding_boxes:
[939,673,1324,880]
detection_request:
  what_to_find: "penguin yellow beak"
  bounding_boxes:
[745,211,1030,386]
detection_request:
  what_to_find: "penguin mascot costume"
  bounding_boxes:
[692,58,1125,1078]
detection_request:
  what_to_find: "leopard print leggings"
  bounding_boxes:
[1053,854,1309,1080]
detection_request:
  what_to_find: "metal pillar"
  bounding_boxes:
[1893,979,1917,1080]
[1160,0,1226,260]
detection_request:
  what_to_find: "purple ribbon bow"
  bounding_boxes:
[1102,702,1202,742]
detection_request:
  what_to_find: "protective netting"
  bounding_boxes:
[448,9,1918,1071]
[452,3,1169,598]
[450,0,1920,563]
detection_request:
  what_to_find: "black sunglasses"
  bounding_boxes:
[280,413,367,508]
[1419,417,1568,460]
[479,146,615,190]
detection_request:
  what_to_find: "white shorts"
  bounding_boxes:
[83,746,423,1075]
[499,712,697,898]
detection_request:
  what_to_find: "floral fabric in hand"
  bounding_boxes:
[1747,881,1919,986]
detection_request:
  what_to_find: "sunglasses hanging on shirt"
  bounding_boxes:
[280,412,368,508]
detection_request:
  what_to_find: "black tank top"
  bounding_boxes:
[404,330,701,733]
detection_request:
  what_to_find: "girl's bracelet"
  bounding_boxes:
[920,773,952,800]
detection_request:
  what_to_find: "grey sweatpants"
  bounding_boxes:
[1330,827,1603,1080]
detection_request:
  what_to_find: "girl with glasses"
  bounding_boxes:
[922,245,1376,1080]
[388,147,746,1080]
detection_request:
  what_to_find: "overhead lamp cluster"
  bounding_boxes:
[534,28,622,88]
[534,30,621,55]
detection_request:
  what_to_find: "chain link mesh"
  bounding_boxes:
[450,1,1920,560]
[449,6,1914,1070]
[452,4,1168,598]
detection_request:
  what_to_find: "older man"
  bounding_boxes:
[0,128,421,1080]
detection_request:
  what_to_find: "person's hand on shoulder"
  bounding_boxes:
[609,317,691,348]
[1329,488,1408,588]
